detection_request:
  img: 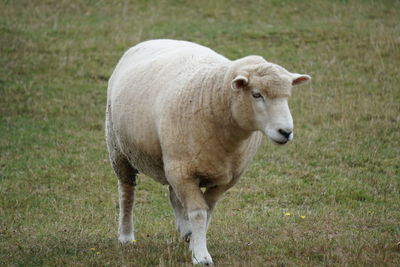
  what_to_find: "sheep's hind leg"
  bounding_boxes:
[111,153,138,243]
[169,186,192,242]
[118,178,136,243]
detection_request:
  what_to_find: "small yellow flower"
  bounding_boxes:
[90,248,96,251]
[131,239,137,243]
[284,212,291,216]
[300,215,306,219]
[96,252,101,255]
[367,211,374,215]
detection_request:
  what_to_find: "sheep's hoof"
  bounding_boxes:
[192,255,214,266]
[118,233,135,244]
[183,232,192,243]
[192,249,213,265]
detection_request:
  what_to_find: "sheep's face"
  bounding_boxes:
[231,63,310,145]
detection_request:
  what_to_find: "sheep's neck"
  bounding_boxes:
[196,65,253,152]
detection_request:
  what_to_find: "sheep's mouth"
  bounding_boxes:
[269,137,289,145]
[274,139,288,145]
[264,129,292,145]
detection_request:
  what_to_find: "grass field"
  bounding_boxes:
[1,0,399,266]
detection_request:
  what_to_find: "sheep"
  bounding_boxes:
[105,39,311,265]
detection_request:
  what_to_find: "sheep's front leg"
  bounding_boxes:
[167,173,213,265]
[169,186,192,241]
[188,208,212,265]
[203,185,230,230]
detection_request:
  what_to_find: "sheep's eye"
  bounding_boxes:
[252,92,263,99]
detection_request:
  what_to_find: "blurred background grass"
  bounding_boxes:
[1,0,399,266]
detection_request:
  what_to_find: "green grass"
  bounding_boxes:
[1,0,399,266]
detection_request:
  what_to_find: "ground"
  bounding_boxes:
[0,0,399,266]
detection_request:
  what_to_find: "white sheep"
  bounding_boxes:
[105,39,310,265]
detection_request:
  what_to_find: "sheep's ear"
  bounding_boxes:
[231,75,249,90]
[291,73,311,86]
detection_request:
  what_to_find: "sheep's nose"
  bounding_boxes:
[278,129,292,139]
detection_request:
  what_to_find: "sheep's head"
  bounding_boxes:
[230,58,310,145]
